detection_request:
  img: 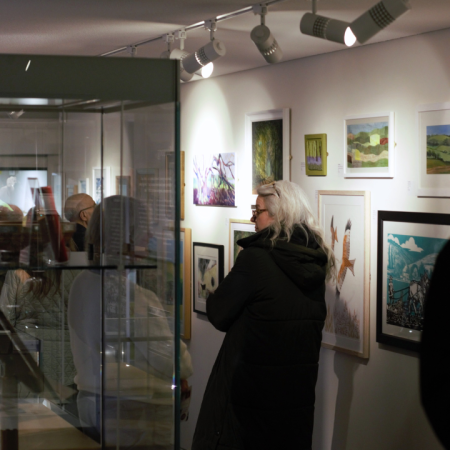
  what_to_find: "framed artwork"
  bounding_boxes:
[229,219,255,271]
[318,190,371,359]
[377,210,450,352]
[305,133,327,176]
[344,112,394,178]
[78,178,89,194]
[115,175,131,196]
[193,153,236,206]
[92,167,110,204]
[417,102,450,197]
[246,108,290,194]
[193,243,224,315]
[180,228,192,339]
[136,168,159,224]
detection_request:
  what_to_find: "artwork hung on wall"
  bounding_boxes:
[229,219,255,271]
[193,243,224,315]
[193,153,235,206]
[246,108,290,194]
[115,175,131,196]
[417,102,450,197]
[377,210,450,352]
[136,168,159,224]
[92,167,110,203]
[305,133,327,176]
[78,178,89,195]
[318,190,371,359]
[180,228,192,339]
[344,112,394,178]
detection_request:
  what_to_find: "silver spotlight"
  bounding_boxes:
[182,39,226,74]
[350,0,411,44]
[169,48,194,82]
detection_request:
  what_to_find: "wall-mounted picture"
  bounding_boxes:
[78,178,89,195]
[136,168,159,224]
[318,190,371,359]
[417,102,450,197]
[305,133,327,176]
[344,112,394,178]
[193,153,235,206]
[92,167,110,203]
[193,243,224,315]
[246,108,290,194]
[229,219,255,271]
[116,175,131,196]
[377,210,450,352]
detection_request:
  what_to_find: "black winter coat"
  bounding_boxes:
[192,227,328,450]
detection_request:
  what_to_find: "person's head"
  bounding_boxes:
[0,203,22,222]
[6,176,16,188]
[253,180,336,281]
[64,193,95,227]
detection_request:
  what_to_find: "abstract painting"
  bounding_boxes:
[229,219,255,271]
[193,153,235,206]
[246,109,290,194]
[305,133,327,176]
[193,243,224,315]
[318,190,371,358]
[377,211,450,351]
[344,113,394,178]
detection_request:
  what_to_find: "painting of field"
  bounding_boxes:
[306,138,323,171]
[426,124,450,174]
[347,121,389,168]
[233,230,255,264]
[252,119,283,193]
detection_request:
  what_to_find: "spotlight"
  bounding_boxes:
[160,33,194,82]
[200,62,214,79]
[350,0,411,44]
[168,48,194,82]
[300,13,356,46]
[251,4,283,64]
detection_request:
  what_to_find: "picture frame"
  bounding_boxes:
[377,210,450,352]
[180,228,192,339]
[344,112,394,178]
[246,108,290,194]
[305,133,327,176]
[92,166,110,203]
[78,178,89,195]
[193,243,224,315]
[115,175,132,196]
[318,190,371,359]
[416,102,450,197]
[181,151,185,220]
[135,168,159,224]
[229,219,255,272]
[165,152,175,217]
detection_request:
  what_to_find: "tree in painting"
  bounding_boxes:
[306,138,323,171]
[252,119,283,193]
[426,124,450,174]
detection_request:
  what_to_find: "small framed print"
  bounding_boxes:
[344,112,394,178]
[92,167,110,203]
[377,210,450,352]
[193,243,224,315]
[78,178,89,194]
[115,175,131,196]
[305,133,327,176]
[229,219,255,272]
[246,108,290,194]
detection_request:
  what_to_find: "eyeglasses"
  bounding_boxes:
[251,208,268,219]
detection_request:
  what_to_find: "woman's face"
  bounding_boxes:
[252,195,274,232]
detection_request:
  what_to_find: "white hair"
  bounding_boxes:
[257,180,336,281]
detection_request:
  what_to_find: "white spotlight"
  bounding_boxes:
[201,62,214,78]
[169,48,194,82]
[350,0,411,44]
[183,39,226,74]
[300,13,355,47]
[251,24,283,64]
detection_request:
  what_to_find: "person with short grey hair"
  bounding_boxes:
[64,193,95,251]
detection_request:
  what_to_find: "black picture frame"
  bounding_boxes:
[193,242,224,315]
[377,210,450,352]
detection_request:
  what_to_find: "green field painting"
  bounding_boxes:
[426,125,450,174]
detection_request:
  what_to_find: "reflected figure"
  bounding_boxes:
[69,196,193,447]
[0,176,17,205]
[64,193,95,251]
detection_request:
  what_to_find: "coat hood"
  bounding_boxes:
[237,226,328,291]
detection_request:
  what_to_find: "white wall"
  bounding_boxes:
[179,28,450,450]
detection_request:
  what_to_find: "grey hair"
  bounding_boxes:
[257,180,336,281]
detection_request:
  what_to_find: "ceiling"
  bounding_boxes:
[2,0,450,80]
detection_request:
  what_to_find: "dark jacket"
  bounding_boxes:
[192,227,328,450]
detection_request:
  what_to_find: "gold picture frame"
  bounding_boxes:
[305,133,327,176]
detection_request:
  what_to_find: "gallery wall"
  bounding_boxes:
[179,27,450,450]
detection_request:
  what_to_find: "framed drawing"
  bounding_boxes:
[344,112,394,178]
[318,190,371,359]
[92,167,110,203]
[136,168,158,224]
[305,133,327,176]
[377,210,450,351]
[229,219,255,271]
[78,178,89,195]
[193,243,224,315]
[115,175,131,196]
[417,102,450,197]
[193,153,236,207]
[246,108,290,194]
[180,228,192,339]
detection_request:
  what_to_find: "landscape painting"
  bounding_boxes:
[305,133,327,176]
[229,219,255,271]
[193,153,235,206]
[426,124,450,174]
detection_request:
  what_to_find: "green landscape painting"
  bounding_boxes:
[252,119,283,193]
[233,230,255,263]
[347,121,389,168]
[426,124,450,174]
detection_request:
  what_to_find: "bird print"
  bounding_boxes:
[336,219,356,293]
[330,215,338,251]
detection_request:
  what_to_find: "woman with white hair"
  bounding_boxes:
[192,180,335,450]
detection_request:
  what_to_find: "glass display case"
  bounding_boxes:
[0,54,186,449]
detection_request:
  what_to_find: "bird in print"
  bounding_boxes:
[330,215,338,251]
[336,219,356,294]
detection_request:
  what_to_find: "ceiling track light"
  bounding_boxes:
[251,4,283,64]
[160,33,194,82]
[350,0,411,44]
